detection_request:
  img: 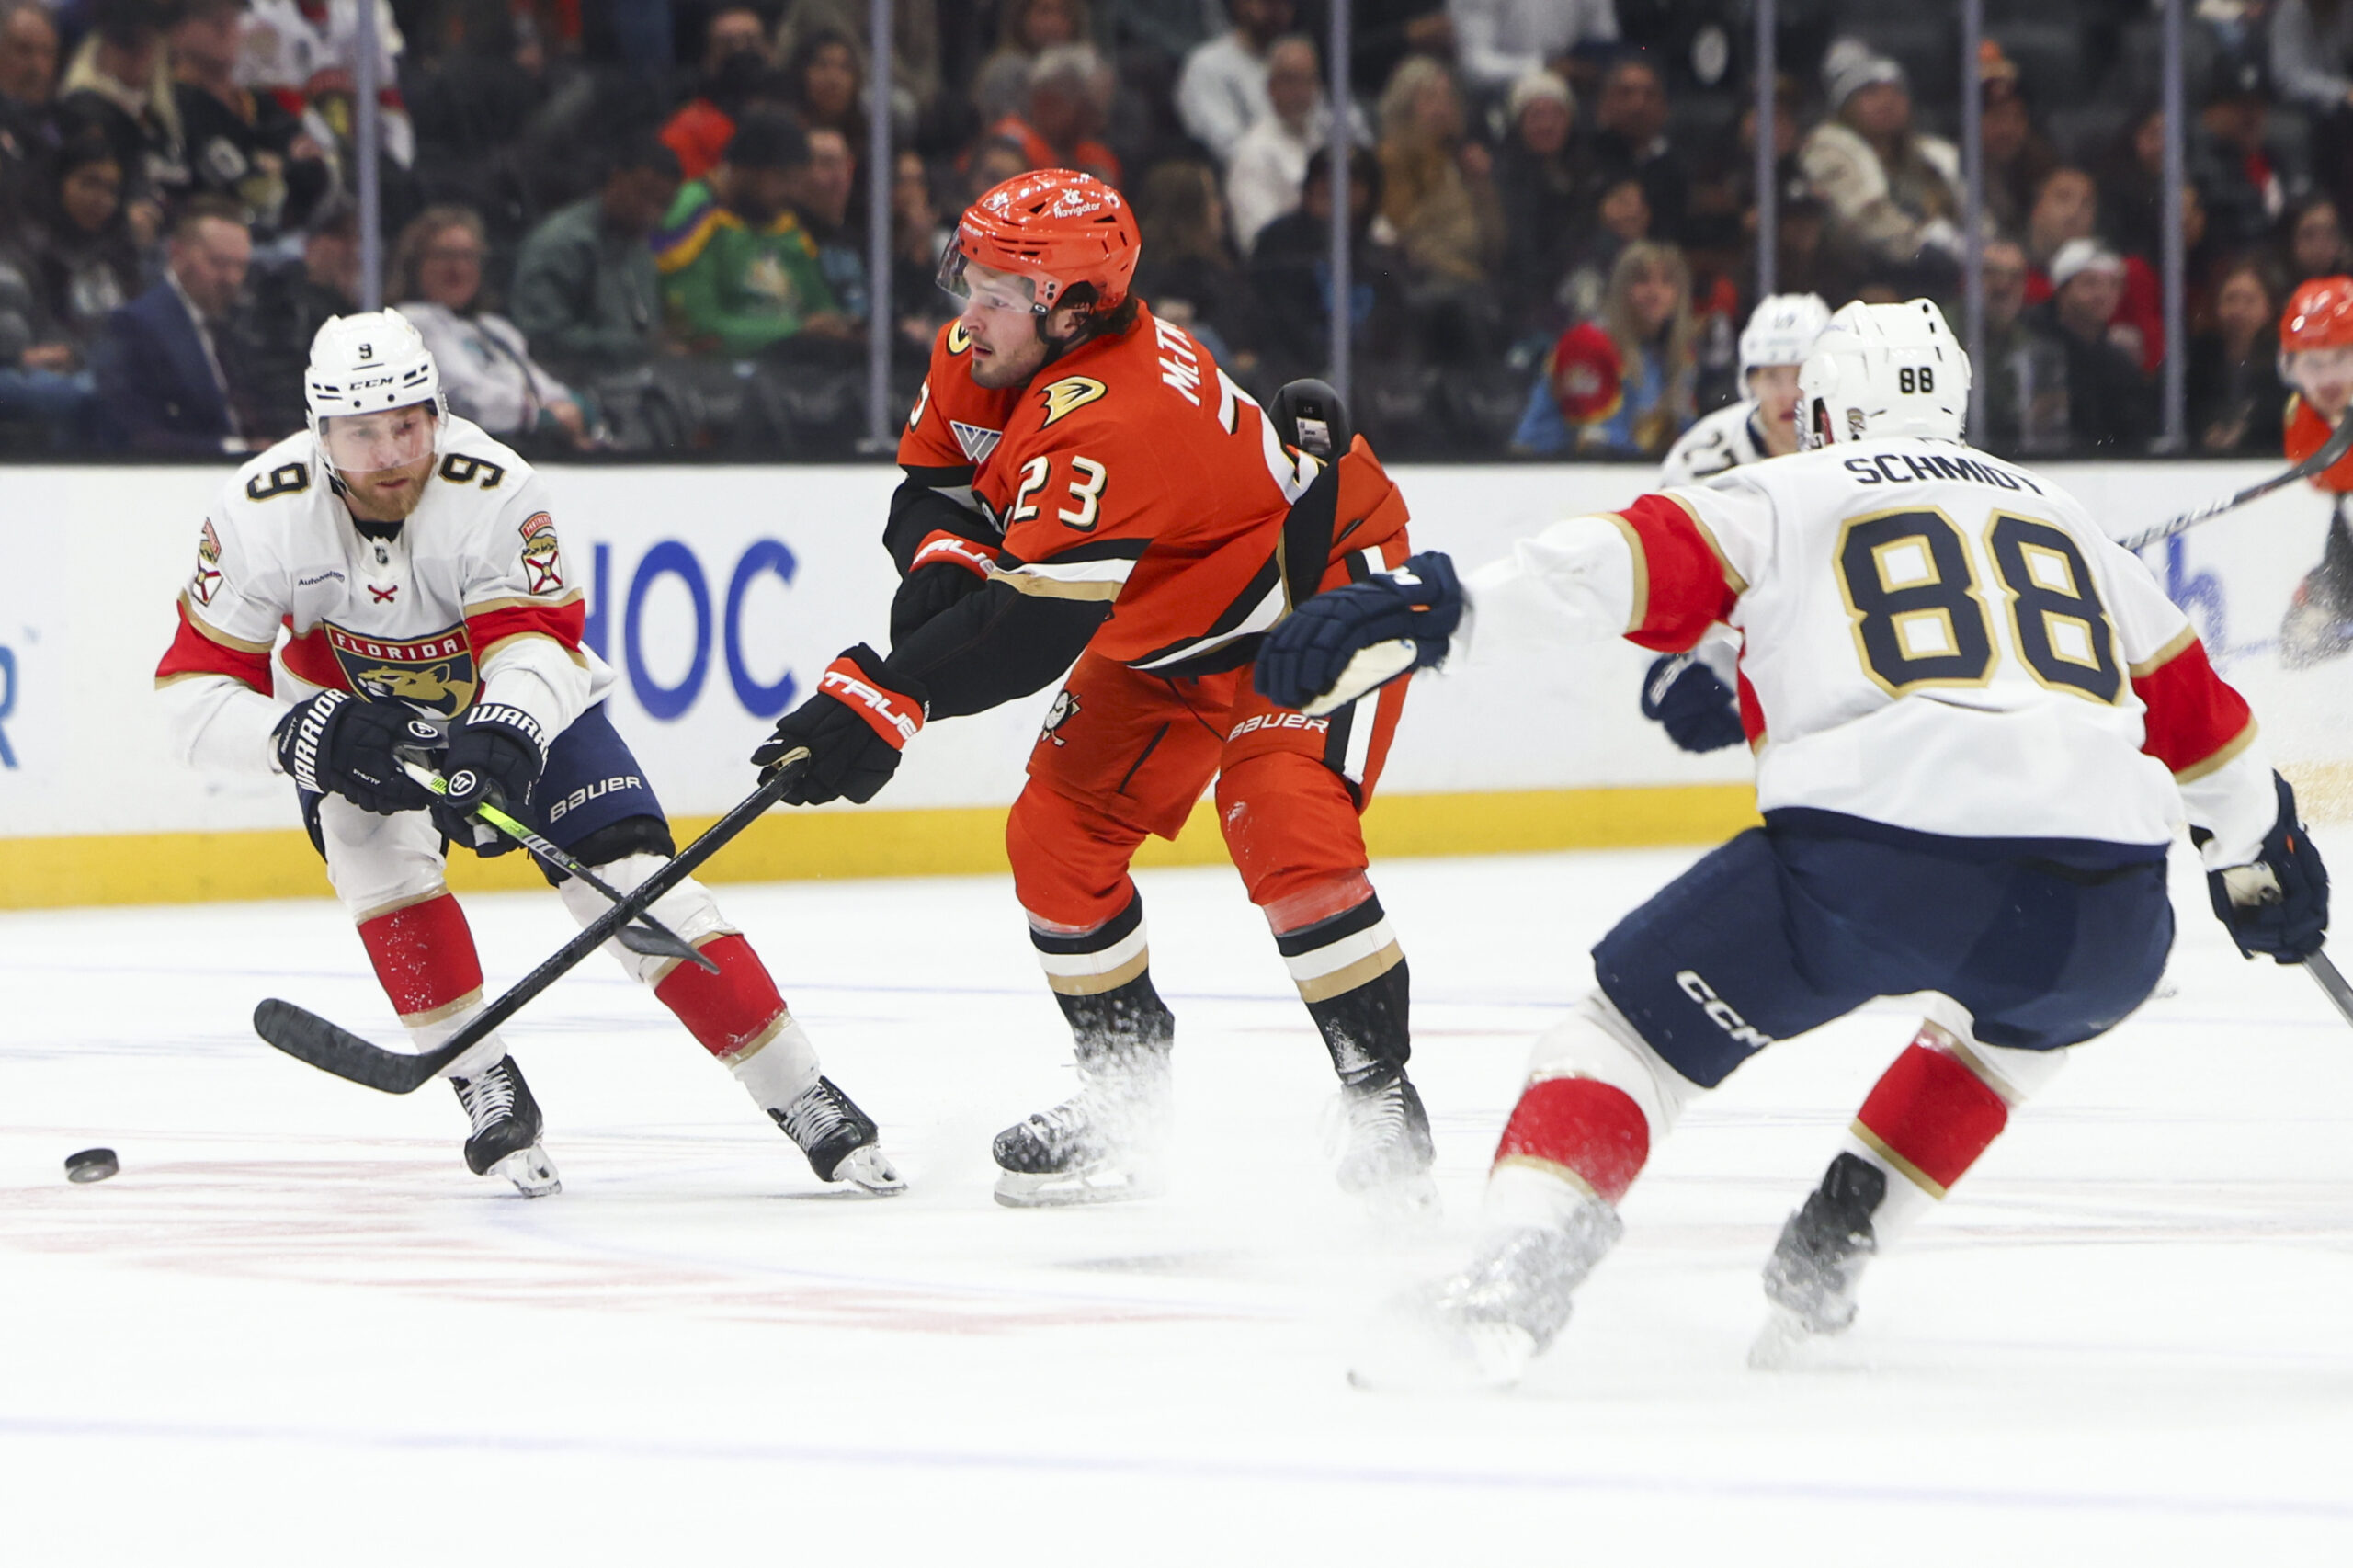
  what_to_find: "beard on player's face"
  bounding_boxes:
[338,452,437,522]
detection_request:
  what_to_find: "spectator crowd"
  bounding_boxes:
[0,0,2346,460]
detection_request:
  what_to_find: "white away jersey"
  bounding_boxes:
[1657,401,1769,487]
[1465,436,2275,858]
[157,416,607,778]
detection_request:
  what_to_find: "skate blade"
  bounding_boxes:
[1351,1172,1443,1230]
[492,1144,562,1199]
[993,1164,1164,1209]
[1747,1303,1859,1371]
[831,1145,906,1196]
[1347,1295,1534,1394]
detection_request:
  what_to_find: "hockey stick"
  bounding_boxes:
[2114,415,2353,552]
[2305,949,2353,1028]
[252,751,809,1094]
[396,757,714,971]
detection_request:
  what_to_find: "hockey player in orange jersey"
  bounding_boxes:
[752,169,1437,1211]
[2278,275,2353,667]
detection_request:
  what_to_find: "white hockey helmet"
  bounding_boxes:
[1797,298,1970,449]
[304,311,444,471]
[1738,292,1832,380]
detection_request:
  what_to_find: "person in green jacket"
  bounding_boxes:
[508,137,683,387]
[653,108,853,358]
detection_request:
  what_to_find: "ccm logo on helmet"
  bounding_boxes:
[1675,969,1774,1048]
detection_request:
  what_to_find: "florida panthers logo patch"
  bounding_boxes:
[325,622,479,715]
[189,518,223,606]
[518,511,564,593]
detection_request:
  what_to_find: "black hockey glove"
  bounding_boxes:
[752,643,929,806]
[890,529,996,647]
[273,690,441,815]
[433,702,548,856]
[2197,772,2329,963]
[1640,653,1746,753]
[1254,551,1463,714]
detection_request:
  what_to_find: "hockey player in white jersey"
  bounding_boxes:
[1639,293,1831,755]
[155,312,904,1198]
[1256,301,2330,1387]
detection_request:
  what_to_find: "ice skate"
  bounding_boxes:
[993,1044,1171,1208]
[1749,1153,1883,1369]
[451,1056,561,1198]
[1349,1199,1623,1392]
[769,1076,905,1195]
[1330,1071,1438,1221]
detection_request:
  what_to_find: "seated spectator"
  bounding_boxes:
[172,0,328,242]
[93,195,267,452]
[0,0,63,225]
[1376,54,1503,287]
[888,147,953,350]
[794,125,868,323]
[2270,0,2353,210]
[992,43,1121,184]
[779,0,941,136]
[2285,195,2353,285]
[56,0,185,239]
[1176,0,1293,164]
[1227,33,1366,256]
[0,239,99,446]
[1510,238,1693,458]
[237,0,415,170]
[1495,68,1585,339]
[1582,54,1682,244]
[1799,40,1965,289]
[30,132,142,349]
[249,198,361,429]
[2025,165,2097,291]
[1977,43,2055,239]
[972,0,1090,129]
[655,109,850,359]
[2198,66,2294,253]
[2030,239,2156,452]
[961,132,1030,202]
[662,6,784,185]
[781,24,866,145]
[1552,171,1648,326]
[1248,145,1411,388]
[1449,0,1619,98]
[510,138,683,388]
[1973,235,2070,457]
[394,204,593,451]
[2188,258,2290,454]
[1132,159,1256,367]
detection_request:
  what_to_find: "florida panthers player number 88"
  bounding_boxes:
[155,312,902,1197]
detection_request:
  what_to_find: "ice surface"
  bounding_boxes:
[2,847,2349,1563]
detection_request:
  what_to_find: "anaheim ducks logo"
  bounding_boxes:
[1040,376,1107,427]
[518,511,563,594]
[947,321,972,354]
[189,518,223,606]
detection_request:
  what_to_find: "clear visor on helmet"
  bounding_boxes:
[937,247,1049,314]
[321,403,437,475]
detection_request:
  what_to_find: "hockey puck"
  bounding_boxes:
[64,1148,119,1184]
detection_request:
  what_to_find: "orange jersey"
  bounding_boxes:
[2285,392,2353,493]
[961,303,1410,670]
[899,320,1023,483]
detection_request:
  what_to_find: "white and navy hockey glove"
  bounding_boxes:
[1254,551,1463,717]
[434,702,547,855]
[273,691,442,816]
[2198,772,2329,963]
[1640,653,1745,753]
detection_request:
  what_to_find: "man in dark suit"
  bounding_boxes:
[94,194,268,453]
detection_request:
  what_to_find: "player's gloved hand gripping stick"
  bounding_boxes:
[252,751,811,1093]
[395,756,714,971]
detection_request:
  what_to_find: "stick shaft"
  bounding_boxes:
[2305,949,2353,1028]
[2114,415,2353,551]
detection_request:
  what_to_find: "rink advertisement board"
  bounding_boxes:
[0,458,2347,905]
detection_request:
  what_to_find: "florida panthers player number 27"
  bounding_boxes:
[155,312,903,1197]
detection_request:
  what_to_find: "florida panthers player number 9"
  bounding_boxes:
[156,312,903,1198]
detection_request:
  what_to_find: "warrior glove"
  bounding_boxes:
[1254,551,1463,717]
[434,702,548,855]
[891,529,996,647]
[753,644,929,806]
[2199,772,2330,962]
[273,690,441,815]
[1641,653,1746,754]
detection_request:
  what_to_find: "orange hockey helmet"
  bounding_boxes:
[2281,275,2353,353]
[938,168,1142,315]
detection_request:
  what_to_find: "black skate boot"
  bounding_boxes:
[1350,1197,1625,1392]
[1331,1069,1438,1219]
[993,1039,1174,1208]
[1751,1152,1887,1367]
[769,1076,904,1194]
[450,1056,560,1197]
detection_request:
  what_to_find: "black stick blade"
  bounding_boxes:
[252,999,446,1095]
